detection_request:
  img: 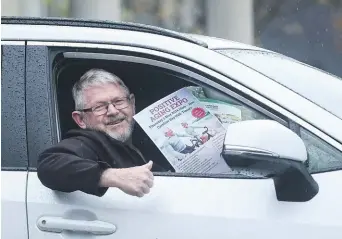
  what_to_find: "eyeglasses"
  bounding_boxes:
[79,96,131,116]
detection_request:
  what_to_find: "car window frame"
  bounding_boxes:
[30,41,285,177]
[26,41,342,177]
[50,44,288,139]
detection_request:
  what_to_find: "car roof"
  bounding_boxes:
[1,16,208,46]
[1,16,271,52]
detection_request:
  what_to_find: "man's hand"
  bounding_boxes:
[100,161,154,197]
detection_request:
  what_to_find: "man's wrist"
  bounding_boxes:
[99,168,122,188]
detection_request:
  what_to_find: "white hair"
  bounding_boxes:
[72,68,130,110]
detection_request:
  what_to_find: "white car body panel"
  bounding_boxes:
[1,21,342,239]
[28,171,342,238]
[1,172,28,239]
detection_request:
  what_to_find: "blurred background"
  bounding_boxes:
[2,0,342,78]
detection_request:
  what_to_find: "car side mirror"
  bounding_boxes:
[222,120,319,202]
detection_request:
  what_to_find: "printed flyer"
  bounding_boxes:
[133,87,231,174]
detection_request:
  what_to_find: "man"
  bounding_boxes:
[37,68,162,198]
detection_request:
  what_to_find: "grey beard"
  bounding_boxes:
[85,120,135,143]
[106,121,134,142]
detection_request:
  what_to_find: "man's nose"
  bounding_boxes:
[106,103,119,115]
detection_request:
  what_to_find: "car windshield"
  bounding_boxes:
[215,49,342,120]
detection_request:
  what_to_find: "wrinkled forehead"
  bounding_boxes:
[83,82,128,106]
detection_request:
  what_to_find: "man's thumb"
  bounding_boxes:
[145,161,153,170]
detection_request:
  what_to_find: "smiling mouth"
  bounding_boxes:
[107,118,125,126]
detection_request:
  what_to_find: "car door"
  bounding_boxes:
[25,40,342,239]
[1,41,29,239]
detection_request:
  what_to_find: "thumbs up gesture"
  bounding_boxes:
[104,161,154,197]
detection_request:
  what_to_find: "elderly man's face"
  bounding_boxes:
[73,82,135,142]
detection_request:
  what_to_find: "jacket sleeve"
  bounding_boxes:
[37,138,109,197]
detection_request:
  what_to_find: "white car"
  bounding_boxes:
[2,17,342,239]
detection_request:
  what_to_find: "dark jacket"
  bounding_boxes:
[37,129,164,197]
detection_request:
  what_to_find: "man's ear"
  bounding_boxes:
[130,93,135,104]
[72,111,87,129]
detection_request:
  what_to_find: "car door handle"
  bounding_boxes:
[37,216,117,235]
